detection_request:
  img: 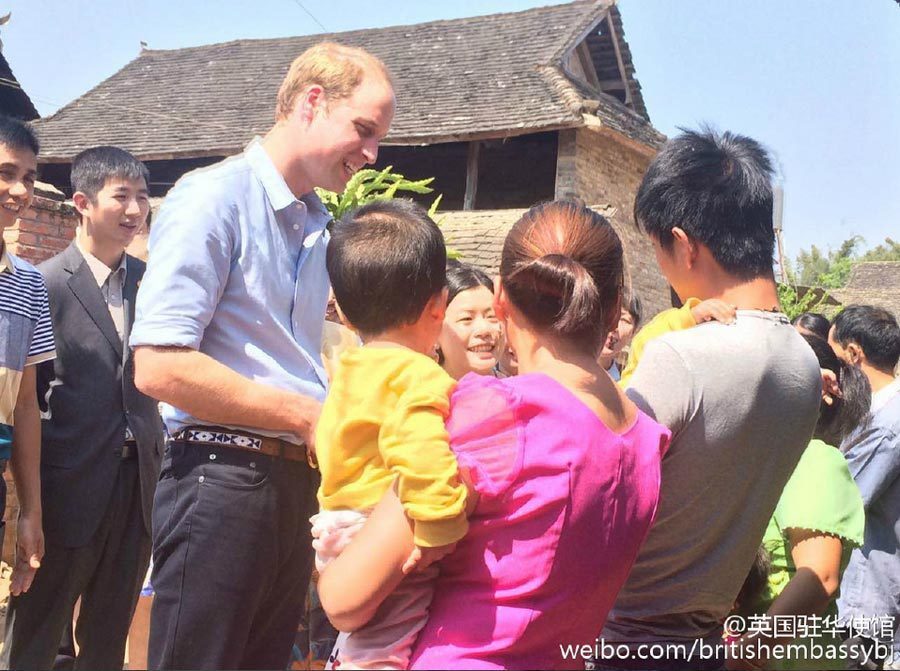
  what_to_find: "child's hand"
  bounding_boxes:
[402,542,457,575]
[691,299,737,325]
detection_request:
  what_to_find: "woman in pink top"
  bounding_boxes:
[319,200,670,670]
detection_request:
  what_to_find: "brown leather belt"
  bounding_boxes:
[173,426,312,465]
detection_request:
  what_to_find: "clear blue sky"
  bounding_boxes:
[5,0,899,260]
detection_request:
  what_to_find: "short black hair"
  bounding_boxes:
[832,305,900,372]
[634,126,776,279]
[0,115,39,155]
[792,312,830,341]
[446,259,493,305]
[71,146,149,201]
[326,199,446,336]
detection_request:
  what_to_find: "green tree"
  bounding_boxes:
[792,235,900,289]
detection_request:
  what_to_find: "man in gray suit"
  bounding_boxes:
[2,147,164,670]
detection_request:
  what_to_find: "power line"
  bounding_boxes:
[288,0,329,33]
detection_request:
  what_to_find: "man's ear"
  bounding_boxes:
[72,191,92,218]
[297,85,326,123]
[671,227,698,268]
[845,342,865,366]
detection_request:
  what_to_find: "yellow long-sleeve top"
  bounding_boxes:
[316,345,468,548]
[619,298,700,387]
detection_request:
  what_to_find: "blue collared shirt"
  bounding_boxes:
[130,139,331,444]
[838,380,900,651]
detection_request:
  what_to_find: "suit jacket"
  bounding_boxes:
[36,242,164,548]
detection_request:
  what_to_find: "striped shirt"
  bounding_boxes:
[0,246,56,460]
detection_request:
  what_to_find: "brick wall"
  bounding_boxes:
[2,188,77,565]
[2,186,78,265]
[556,125,671,318]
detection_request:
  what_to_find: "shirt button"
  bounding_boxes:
[209,453,217,460]
[293,224,300,231]
[198,475,205,483]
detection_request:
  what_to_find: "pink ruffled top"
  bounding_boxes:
[409,372,670,670]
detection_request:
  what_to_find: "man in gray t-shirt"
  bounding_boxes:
[599,129,821,670]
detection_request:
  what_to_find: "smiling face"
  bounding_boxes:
[296,73,395,193]
[0,143,37,232]
[75,176,150,251]
[437,285,503,379]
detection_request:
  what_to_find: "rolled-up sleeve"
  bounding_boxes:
[130,178,237,350]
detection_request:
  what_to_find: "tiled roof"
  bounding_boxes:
[33,1,661,161]
[832,262,900,319]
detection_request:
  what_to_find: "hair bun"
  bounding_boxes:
[509,253,600,333]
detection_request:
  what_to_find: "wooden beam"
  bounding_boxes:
[605,15,633,106]
[463,141,480,211]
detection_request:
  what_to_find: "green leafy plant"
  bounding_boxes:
[777,282,832,321]
[316,166,458,257]
[315,166,438,220]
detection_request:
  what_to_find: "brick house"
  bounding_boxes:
[31,0,673,315]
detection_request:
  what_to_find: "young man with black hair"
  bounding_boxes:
[831,305,900,669]
[598,128,821,670]
[2,146,165,671]
[0,115,54,604]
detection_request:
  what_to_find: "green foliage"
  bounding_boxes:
[316,166,459,257]
[315,166,438,220]
[777,283,831,321]
[792,236,900,289]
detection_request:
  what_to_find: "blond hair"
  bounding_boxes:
[276,42,392,120]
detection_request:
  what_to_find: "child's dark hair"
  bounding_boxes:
[447,259,494,305]
[802,333,871,446]
[792,312,830,341]
[500,200,623,354]
[625,292,644,330]
[0,115,39,155]
[71,146,149,202]
[326,199,446,337]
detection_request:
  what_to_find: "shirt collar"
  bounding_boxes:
[75,233,127,287]
[0,244,14,274]
[245,137,300,212]
[871,376,900,415]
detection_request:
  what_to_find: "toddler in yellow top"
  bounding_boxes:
[313,199,467,670]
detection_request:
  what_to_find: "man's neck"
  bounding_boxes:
[698,275,781,312]
[262,126,313,198]
[864,366,897,395]
[77,228,125,270]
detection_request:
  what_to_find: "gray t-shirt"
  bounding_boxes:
[602,311,821,645]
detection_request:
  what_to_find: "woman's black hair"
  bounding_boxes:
[446,259,494,305]
[792,312,830,341]
[802,334,871,446]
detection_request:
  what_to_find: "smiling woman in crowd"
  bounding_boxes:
[435,260,503,379]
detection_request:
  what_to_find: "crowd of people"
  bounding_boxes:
[0,40,898,671]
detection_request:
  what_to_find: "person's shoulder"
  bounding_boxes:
[161,153,252,210]
[125,253,147,276]
[7,250,45,279]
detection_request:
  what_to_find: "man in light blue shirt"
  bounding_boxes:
[130,42,395,670]
[831,305,900,669]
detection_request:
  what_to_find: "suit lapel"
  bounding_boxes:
[64,244,124,359]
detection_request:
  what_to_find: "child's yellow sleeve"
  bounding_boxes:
[380,359,468,548]
[619,298,701,388]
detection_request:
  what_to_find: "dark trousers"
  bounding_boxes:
[1,459,150,671]
[148,439,319,670]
